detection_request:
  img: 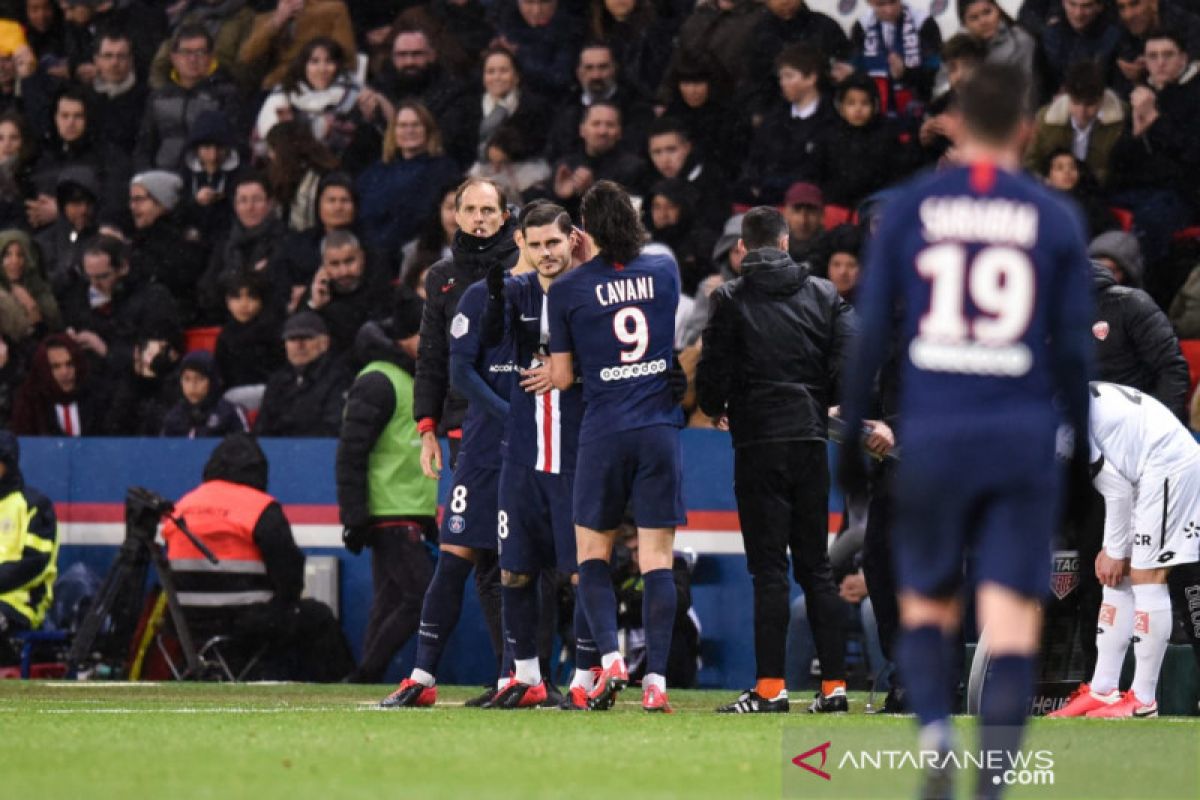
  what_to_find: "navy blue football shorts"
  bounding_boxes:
[497,462,578,573]
[439,461,500,551]
[573,424,687,531]
[891,420,1062,600]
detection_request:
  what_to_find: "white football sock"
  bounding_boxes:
[644,673,666,692]
[1090,579,1133,695]
[1131,582,1172,705]
[571,668,597,691]
[411,668,435,688]
[601,651,623,670]
[514,657,542,686]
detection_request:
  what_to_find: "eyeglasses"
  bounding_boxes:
[174,47,210,59]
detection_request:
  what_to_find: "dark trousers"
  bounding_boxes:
[1074,488,1105,676]
[734,440,846,681]
[863,461,900,663]
[357,524,435,682]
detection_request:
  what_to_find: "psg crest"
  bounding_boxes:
[1049,551,1080,600]
[1092,320,1110,341]
[448,515,466,534]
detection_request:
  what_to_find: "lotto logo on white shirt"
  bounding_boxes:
[600,358,668,382]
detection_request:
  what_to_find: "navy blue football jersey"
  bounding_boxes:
[501,271,583,474]
[547,251,684,444]
[843,162,1094,433]
[449,280,517,469]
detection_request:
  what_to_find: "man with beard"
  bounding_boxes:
[548,102,646,217]
[302,229,390,356]
[374,27,473,167]
[254,310,351,437]
[545,43,654,164]
[382,177,518,707]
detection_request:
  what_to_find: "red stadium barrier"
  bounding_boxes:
[183,326,220,354]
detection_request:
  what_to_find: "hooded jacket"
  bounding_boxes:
[413,216,520,432]
[0,431,59,629]
[0,229,63,333]
[1025,89,1126,187]
[696,248,858,446]
[161,350,248,437]
[134,63,244,171]
[1091,262,1189,422]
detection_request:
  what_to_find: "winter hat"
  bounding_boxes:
[131,170,183,212]
[712,213,745,264]
[180,350,218,382]
[1088,231,1144,287]
[187,110,236,149]
[0,21,27,58]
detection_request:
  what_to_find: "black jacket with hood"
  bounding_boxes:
[413,216,519,433]
[696,247,858,446]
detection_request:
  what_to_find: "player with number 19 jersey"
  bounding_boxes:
[547,249,686,529]
[842,161,1094,599]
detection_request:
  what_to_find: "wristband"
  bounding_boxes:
[417,418,436,434]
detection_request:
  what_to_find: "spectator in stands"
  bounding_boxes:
[29,86,129,229]
[1169,262,1200,339]
[263,119,339,233]
[372,28,473,167]
[0,111,35,231]
[918,33,986,164]
[178,110,241,242]
[85,29,147,156]
[1038,0,1121,92]
[9,332,105,435]
[467,127,551,203]
[0,430,59,648]
[782,181,831,273]
[1024,60,1125,187]
[669,0,763,93]
[20,0,67,75]
[134,24,243,172]
[0,229,61,335]
[214,268,284,411]
[741,44,835,205]
[383,0,496,79]
[820,72,906,210]
[1114,0,1200,92]
[588,0,674,103]
[128,171,207,326]
[545,43,653,164]
[547,101,645,214]
[35,168,98,294]
[660,59,744,185]
[1041,148,1119,237]
[644,117,730,232]
[825,224,862,303]
[299,229,391,356]
[101,325,184,435]
[62,0,167,84]
[355,102,460,258]
[1108,30,1200,270]
[956,0,1038,98]
[849,0,943,113]
[253,36,392,170]
[238,0,356,91]
[198,173,288,321]
[645,179,716,295]
[336,310,436,683]
[254,309,351,437]
[742,0,852,117]
[399,181,459,287]
[149,0,258,91]
[460,47,550,166]
[160,349,247,437]
[59,234,179,374]
[493,0,583,103]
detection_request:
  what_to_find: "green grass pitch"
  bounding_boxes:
[1,682,1198,800]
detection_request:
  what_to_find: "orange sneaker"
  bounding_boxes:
[559,685,590,711]
[1085,690,1158,718]
[488,677,548,709]
[587,658,629,711]
[1046,683,1120,718]
[379,678,437,708]
[642,684,673,713]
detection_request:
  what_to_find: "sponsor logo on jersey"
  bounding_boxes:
[600,358,668,382]
[1092,321,1110,341]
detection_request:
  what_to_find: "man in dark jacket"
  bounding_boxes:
[128,170,208,326]
[337,305,436,683]
[696,205,858,714]
[412,176,517,704]
[301,230,392,357]
[254,311,351,437]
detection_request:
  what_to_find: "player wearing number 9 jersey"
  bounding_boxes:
[547,181,685,712]
[838,65,1094,799]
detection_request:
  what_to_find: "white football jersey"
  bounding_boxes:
[1089,382,1199,482]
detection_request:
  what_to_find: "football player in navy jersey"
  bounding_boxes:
[839,64,1094,798]
[380,183,532,709]
[478,203,597,710]
[547,181,686,713]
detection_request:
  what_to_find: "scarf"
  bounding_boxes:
[92,70,136,98]
[859,7,923,78]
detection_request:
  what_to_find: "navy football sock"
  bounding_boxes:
[502,583,539,662]
[896,625,954,727]
[413,551,474,677]
[577,559,619,656]
[642,568,677,678]
[976,654,1035,799]
[574,591,600,670]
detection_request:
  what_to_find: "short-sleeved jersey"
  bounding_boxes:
[847,162,1094,432]
[547,251,683,444]
[1089,381,1200,481]
[501,271,583,474]
[449,280,517,470]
